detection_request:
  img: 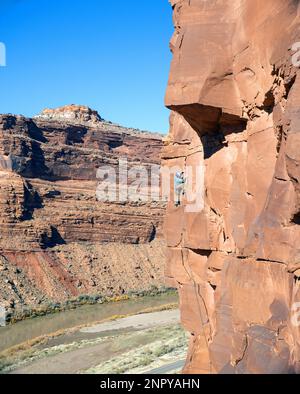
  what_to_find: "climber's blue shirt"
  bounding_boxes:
[174,175,185,187]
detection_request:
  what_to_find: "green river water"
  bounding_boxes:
[0,292,178,353]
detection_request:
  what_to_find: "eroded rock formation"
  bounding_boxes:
[164,0,300,374]
[0,105,165,312]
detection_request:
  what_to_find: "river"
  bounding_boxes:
[0,292,178,353]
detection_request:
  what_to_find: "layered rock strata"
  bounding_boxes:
[164,0,300,374]
[0,105,165,311]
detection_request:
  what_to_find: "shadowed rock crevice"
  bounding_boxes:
[65,126,88,145]
[40,226,66,249]
[292,212,300,226]
[201,133,225,159]
[168,103,248,137]
[21,181,44,221]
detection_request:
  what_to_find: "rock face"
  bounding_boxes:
[35,104,104,124]
[0,105,165,311]
[164,0,300,374]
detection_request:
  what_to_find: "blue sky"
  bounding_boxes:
[0,0,173,133]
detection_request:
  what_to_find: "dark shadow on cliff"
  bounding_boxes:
[65,126,88,145]
[27,120,47,143]
[292,212,300,225]
[26,140,52,179]
[168,103,248,159]
[149,224,157,242]
[201,133,226,159]
[21,181,44,221]
[40,226,66,249]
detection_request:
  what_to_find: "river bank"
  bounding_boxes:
[0,291,183,373]
[4,310,187,375]
[5,286,175,325]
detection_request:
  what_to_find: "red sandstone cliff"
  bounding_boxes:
[164,0,300,374]
[0,105,166,312]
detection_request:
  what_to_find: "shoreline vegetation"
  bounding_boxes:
[5,286,177,325]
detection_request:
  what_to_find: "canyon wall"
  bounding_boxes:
[0,105,166,312]
[164,0,300,373]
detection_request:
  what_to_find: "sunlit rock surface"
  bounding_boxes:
[164,0,300,374]
[0,106,166,310]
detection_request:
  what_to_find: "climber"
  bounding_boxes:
[174,171,186,207]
